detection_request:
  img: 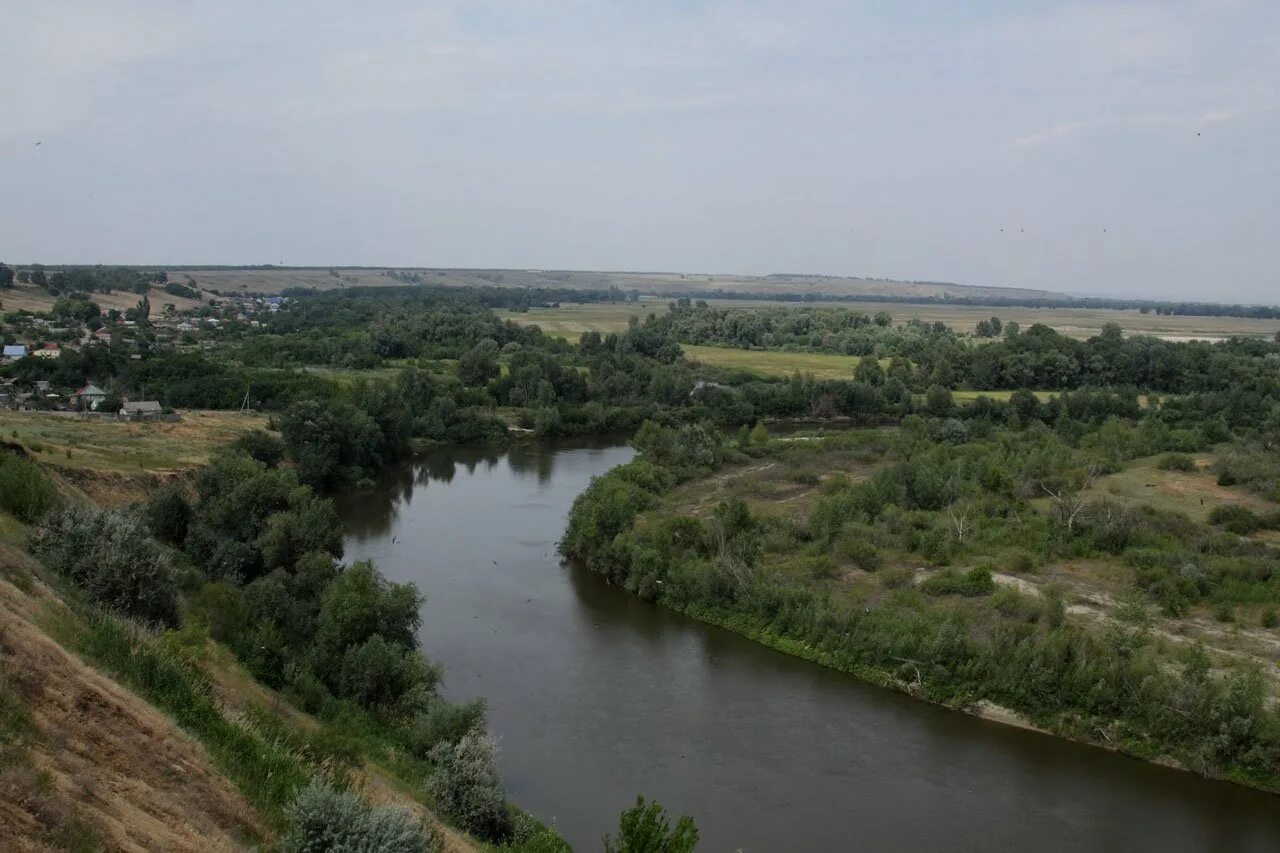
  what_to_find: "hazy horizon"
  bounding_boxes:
[2,2,1277,302]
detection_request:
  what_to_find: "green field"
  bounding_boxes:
[681,345,871,379]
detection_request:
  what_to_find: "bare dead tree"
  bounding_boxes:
[1041,461,1099,533]
[947,498,976,544]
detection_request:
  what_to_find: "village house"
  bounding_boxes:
[121,400,164,420]
[1,344,27,362]
[72,384,109,411]
[33,343,62,359]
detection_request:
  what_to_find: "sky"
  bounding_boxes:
[1,1,1277,302]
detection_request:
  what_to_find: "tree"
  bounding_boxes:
[0,263,12,289]
[145,483,192,545]
[314,560,423,666]
[604,796,699,853]
[458,341,500,387]
[924,384,953,416]
[1041,462,1099,533]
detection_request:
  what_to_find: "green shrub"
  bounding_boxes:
[144,483,192,545]
[791,468,820,486]
[1208,504,1263,535]
[1009,551,1037,574]
[1157,453,1196,472]
[880,567,912,589]
[425,731,512,841]
[0,451,60,523]
[29,505,179,626]
[991,586,1040,622]
[920,566,995,597]
[835,535,881,570]
[1262,608,1279,629]
[281,779,433,853]
[405,699,487,758]
[233,429,287,468]
[604,796,699,853]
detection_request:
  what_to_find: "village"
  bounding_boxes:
[0,281,289,417]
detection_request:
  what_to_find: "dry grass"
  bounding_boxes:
[1087,453,1277,524]
[0,411,269,475]
[1,283,208,315]
[0,562,268,852]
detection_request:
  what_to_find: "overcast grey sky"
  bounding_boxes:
[2,1,1277,301]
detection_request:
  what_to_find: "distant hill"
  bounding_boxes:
[168,266,1070,301]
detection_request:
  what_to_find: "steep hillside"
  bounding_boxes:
[0,545,266,851]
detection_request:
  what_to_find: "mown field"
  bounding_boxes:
[499,300,1279,341]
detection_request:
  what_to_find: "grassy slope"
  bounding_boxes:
[0,410,271,507]
[0,544,271,851]
[0,419,506,852]
[1,282,210,315]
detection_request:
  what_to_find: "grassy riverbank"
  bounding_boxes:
[560,421,1280,794]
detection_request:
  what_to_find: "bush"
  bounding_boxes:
[233,429,287,467]
[405,699,487,757]
[835,534,881,570]
[144,483,191,545]
[919,566,995,597]
[1262,608,1279,629]
[0,450,60,523]
[604,796,699,853]
[1208,504,1264,535]
[426,731,512,841]
[282,779,433,853]
[29,505,179,626]
[1157,453,1196,472]
[336,636,435,709]
[1009,551,1037,574]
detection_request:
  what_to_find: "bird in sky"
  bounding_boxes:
[34,141,42,147]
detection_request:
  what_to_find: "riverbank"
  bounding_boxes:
[0,414,572,851]
[560,423,1280,796]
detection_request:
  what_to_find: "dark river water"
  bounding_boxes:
[335,440,1280,853]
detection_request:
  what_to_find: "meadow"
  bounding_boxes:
[681,345,872,379]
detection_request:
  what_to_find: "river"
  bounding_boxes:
[335,440,1280,852]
